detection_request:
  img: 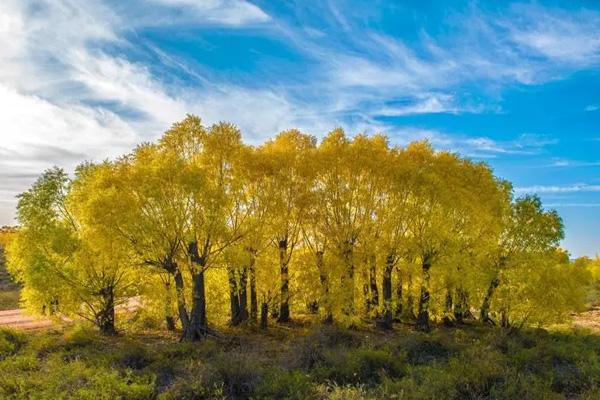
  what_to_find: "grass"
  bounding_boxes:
[0,289,20,311]
[1,322,600,399]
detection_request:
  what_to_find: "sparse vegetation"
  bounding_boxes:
[1,323,600,399]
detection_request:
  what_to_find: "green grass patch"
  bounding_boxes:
[0,324,600,399]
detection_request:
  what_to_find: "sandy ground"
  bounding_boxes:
[3,304,600,333]
[572,306,600,333]
[0,298,140,331]
[0,308,55,330]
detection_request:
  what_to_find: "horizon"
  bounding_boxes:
[1,0,599,257]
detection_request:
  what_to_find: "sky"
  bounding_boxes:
[0,0,599,256]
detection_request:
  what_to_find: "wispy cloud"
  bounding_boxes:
[548,159,600,168]
[545,203,600,208]
[515,184,600,194]
[585,104,599,112]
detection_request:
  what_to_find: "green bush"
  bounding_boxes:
[315,347,405,385]
[254,369,314,400]
[0,328,26,359]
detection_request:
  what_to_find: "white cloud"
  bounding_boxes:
[147,0,270,26]
[515,184,600,194]
[585,105,599,112]
[506,4,600,65]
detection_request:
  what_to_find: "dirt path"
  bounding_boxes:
[0,308,55,330]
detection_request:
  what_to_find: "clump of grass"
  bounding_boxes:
[0,289,20,311]
[0,328,26,359]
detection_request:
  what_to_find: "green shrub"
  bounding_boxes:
[315,347,405,385]
[253,369,314,400]
[0,328,26,359]
[210,352,264,399]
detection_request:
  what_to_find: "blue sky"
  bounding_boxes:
[0,0,599,256]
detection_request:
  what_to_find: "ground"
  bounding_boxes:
[2,315,600,400]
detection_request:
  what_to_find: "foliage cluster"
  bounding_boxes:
[4,115,592,337]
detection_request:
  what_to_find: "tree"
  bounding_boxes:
[259,130,316,322]
[7,166,140,334]
[480,195,564,326]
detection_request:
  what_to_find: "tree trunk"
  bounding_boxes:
[173,268,190,333]
[480,277,500,324]
[443,286,454,326]
[415,255,432,332]
[316,250,333,324]
[97,286,116,335]
[260,302,269,329]
[238,266,249,323]
[185,270,207,340]
[405,273,416,320]
[278,238,290,323]
[340,239,355,316]
[228,267,241,325]
[362,264,371,315]
[248,249,258,322]
[453,287,470,323]
[500,309,510,328]
[369,254,379,314]
[164,280,176,331]
[394,265,403,320]
[380,253,394,330]
[185,241,208,341]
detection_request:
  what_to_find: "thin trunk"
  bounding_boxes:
[394,265,403,320]
[278,238,290,323]
[369,254,379,313]
[405,273,416,320]
[173,268,190,333]
[340,239,355,316]
[480,277,500,324]
[454,287,470,323]
[164,280,176,331]
[238,266,249,322]
[500,309,510,328]
[362,264,371,315]
[228,267,241,325]
[380,253,394,330]
[443,286,454,326]
[248,249,258,322]
[260,302,269,329]
[316,250,333,324]
[416,254,432,332]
